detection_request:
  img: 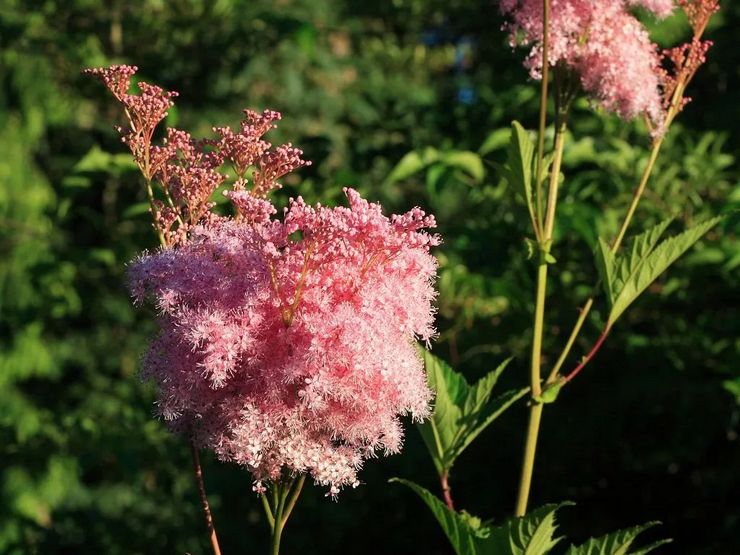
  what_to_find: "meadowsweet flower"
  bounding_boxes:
[129,188,439,494]
[500,0,671,124]
[88,63,439,495]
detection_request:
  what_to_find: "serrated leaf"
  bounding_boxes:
[485,502,572,555]
[502,121,536,228]
[418,349,527,473]
[608,216,722,324]
[456,386,529,460]
[391,479,486,555]
[612,218,673,294]
[565,521,670,555]
[595,237,616,304]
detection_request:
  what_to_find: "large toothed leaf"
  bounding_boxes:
[612,218,673,294]
[608,216,722,324]
[565,522,671,555]
[418,349,527,473]
[390,479,487,555]
[502,121,536,227]
[485,503,572,555]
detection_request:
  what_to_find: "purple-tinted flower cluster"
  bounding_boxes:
[87,65,439,495]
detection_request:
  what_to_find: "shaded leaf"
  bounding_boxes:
[565,522,671,555]
[418,349,527,473]
[390,479,484,555]
[595,237,616,304]
[501,121,536,227]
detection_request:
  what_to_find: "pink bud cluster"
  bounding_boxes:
[87,64,440,495]
[500,0,672,124]
[657,1,718,118]
[129,188,439,494]
[85,65,310,245]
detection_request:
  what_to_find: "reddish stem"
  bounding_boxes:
[441,470,455,510]
[563,326,610,384]
[191,442,223,555]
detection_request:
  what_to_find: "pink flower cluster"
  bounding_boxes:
[84,65,310,245]
[86,64,440,495]
[129,189,439,494]
[500,0,673,123]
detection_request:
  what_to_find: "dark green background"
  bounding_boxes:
[1,1,738,553]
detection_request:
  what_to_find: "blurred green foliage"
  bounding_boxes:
[0,1,737,554]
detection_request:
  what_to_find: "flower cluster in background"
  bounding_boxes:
[500,0,718,131]
[87,66,440,495]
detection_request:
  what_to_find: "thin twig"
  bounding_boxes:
[190,442,223,555]
[440,470,455,510]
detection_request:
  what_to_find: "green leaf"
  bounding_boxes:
[608,216,721,324]
[532,378,564,404]
[385,148,439,184]
[612,218,673,294]
[485,502,572,555]
[441,151,485,182]
[418,349,528,474]
[390,479,485,555]
[565,522,671,555]
[501,121,536,227]
[595,237,616,304]
[479,128,511,155]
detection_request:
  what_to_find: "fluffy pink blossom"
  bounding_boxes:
[87,63,439,495]
[500,0,671,123]
[128,187,439,494]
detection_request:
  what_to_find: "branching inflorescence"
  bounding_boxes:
[500,0,717,135]
[86,65,440,496]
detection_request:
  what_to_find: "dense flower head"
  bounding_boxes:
[87,63,439,495]
[500,0,671,124]
[128,188,439,494]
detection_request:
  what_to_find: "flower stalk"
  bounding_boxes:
[191,443,223,555]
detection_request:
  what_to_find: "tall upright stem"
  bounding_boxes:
[190,443,223,555]
[533,0,551,239]
[515,119,567,517]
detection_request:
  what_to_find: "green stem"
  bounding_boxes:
[280,474,305,528]
[515,402,544,517]
[515,111,567,516]
[611,136,665,252]
[270,481,289,555]
[261,493,275,530]
[545,298,593,384]
[269,475,305,555]
[533,0,551,241]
